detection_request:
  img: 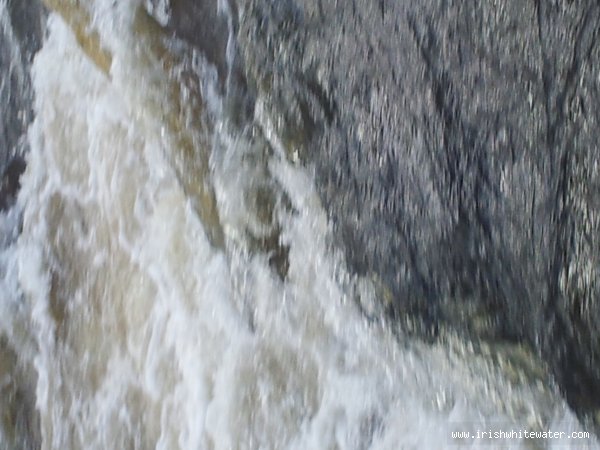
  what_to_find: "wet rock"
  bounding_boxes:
[0,156,26,212]
[233,0,600,430]
[145,0,233,87]
[0,0,45,172]
[146,0,255,125]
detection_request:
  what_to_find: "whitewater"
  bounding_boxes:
[0,1,597,449]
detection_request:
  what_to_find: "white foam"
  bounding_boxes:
[0,2,597,449]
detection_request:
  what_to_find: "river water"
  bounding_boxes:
[0,1,598,449]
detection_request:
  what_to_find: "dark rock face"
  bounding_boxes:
[0,156,26,212]
[146,0,255,125]
[229,0,600,427]
[0,0,45,182]
[156,0,600,428]
[162,0,231,83]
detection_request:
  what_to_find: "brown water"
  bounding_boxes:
[0,1,597,449]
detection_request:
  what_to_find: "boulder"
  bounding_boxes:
[232,0,600,428]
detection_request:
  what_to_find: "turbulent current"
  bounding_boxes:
[0,1,599,449]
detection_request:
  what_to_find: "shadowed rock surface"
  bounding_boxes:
[145,0,235,89]
[220,0,600,429]
[0,156,26,212]
[0,0,45,173]
[165,0,231,83]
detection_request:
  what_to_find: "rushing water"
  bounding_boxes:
[0,1,598,449]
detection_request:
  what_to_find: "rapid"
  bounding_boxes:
[0,1,597,449]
